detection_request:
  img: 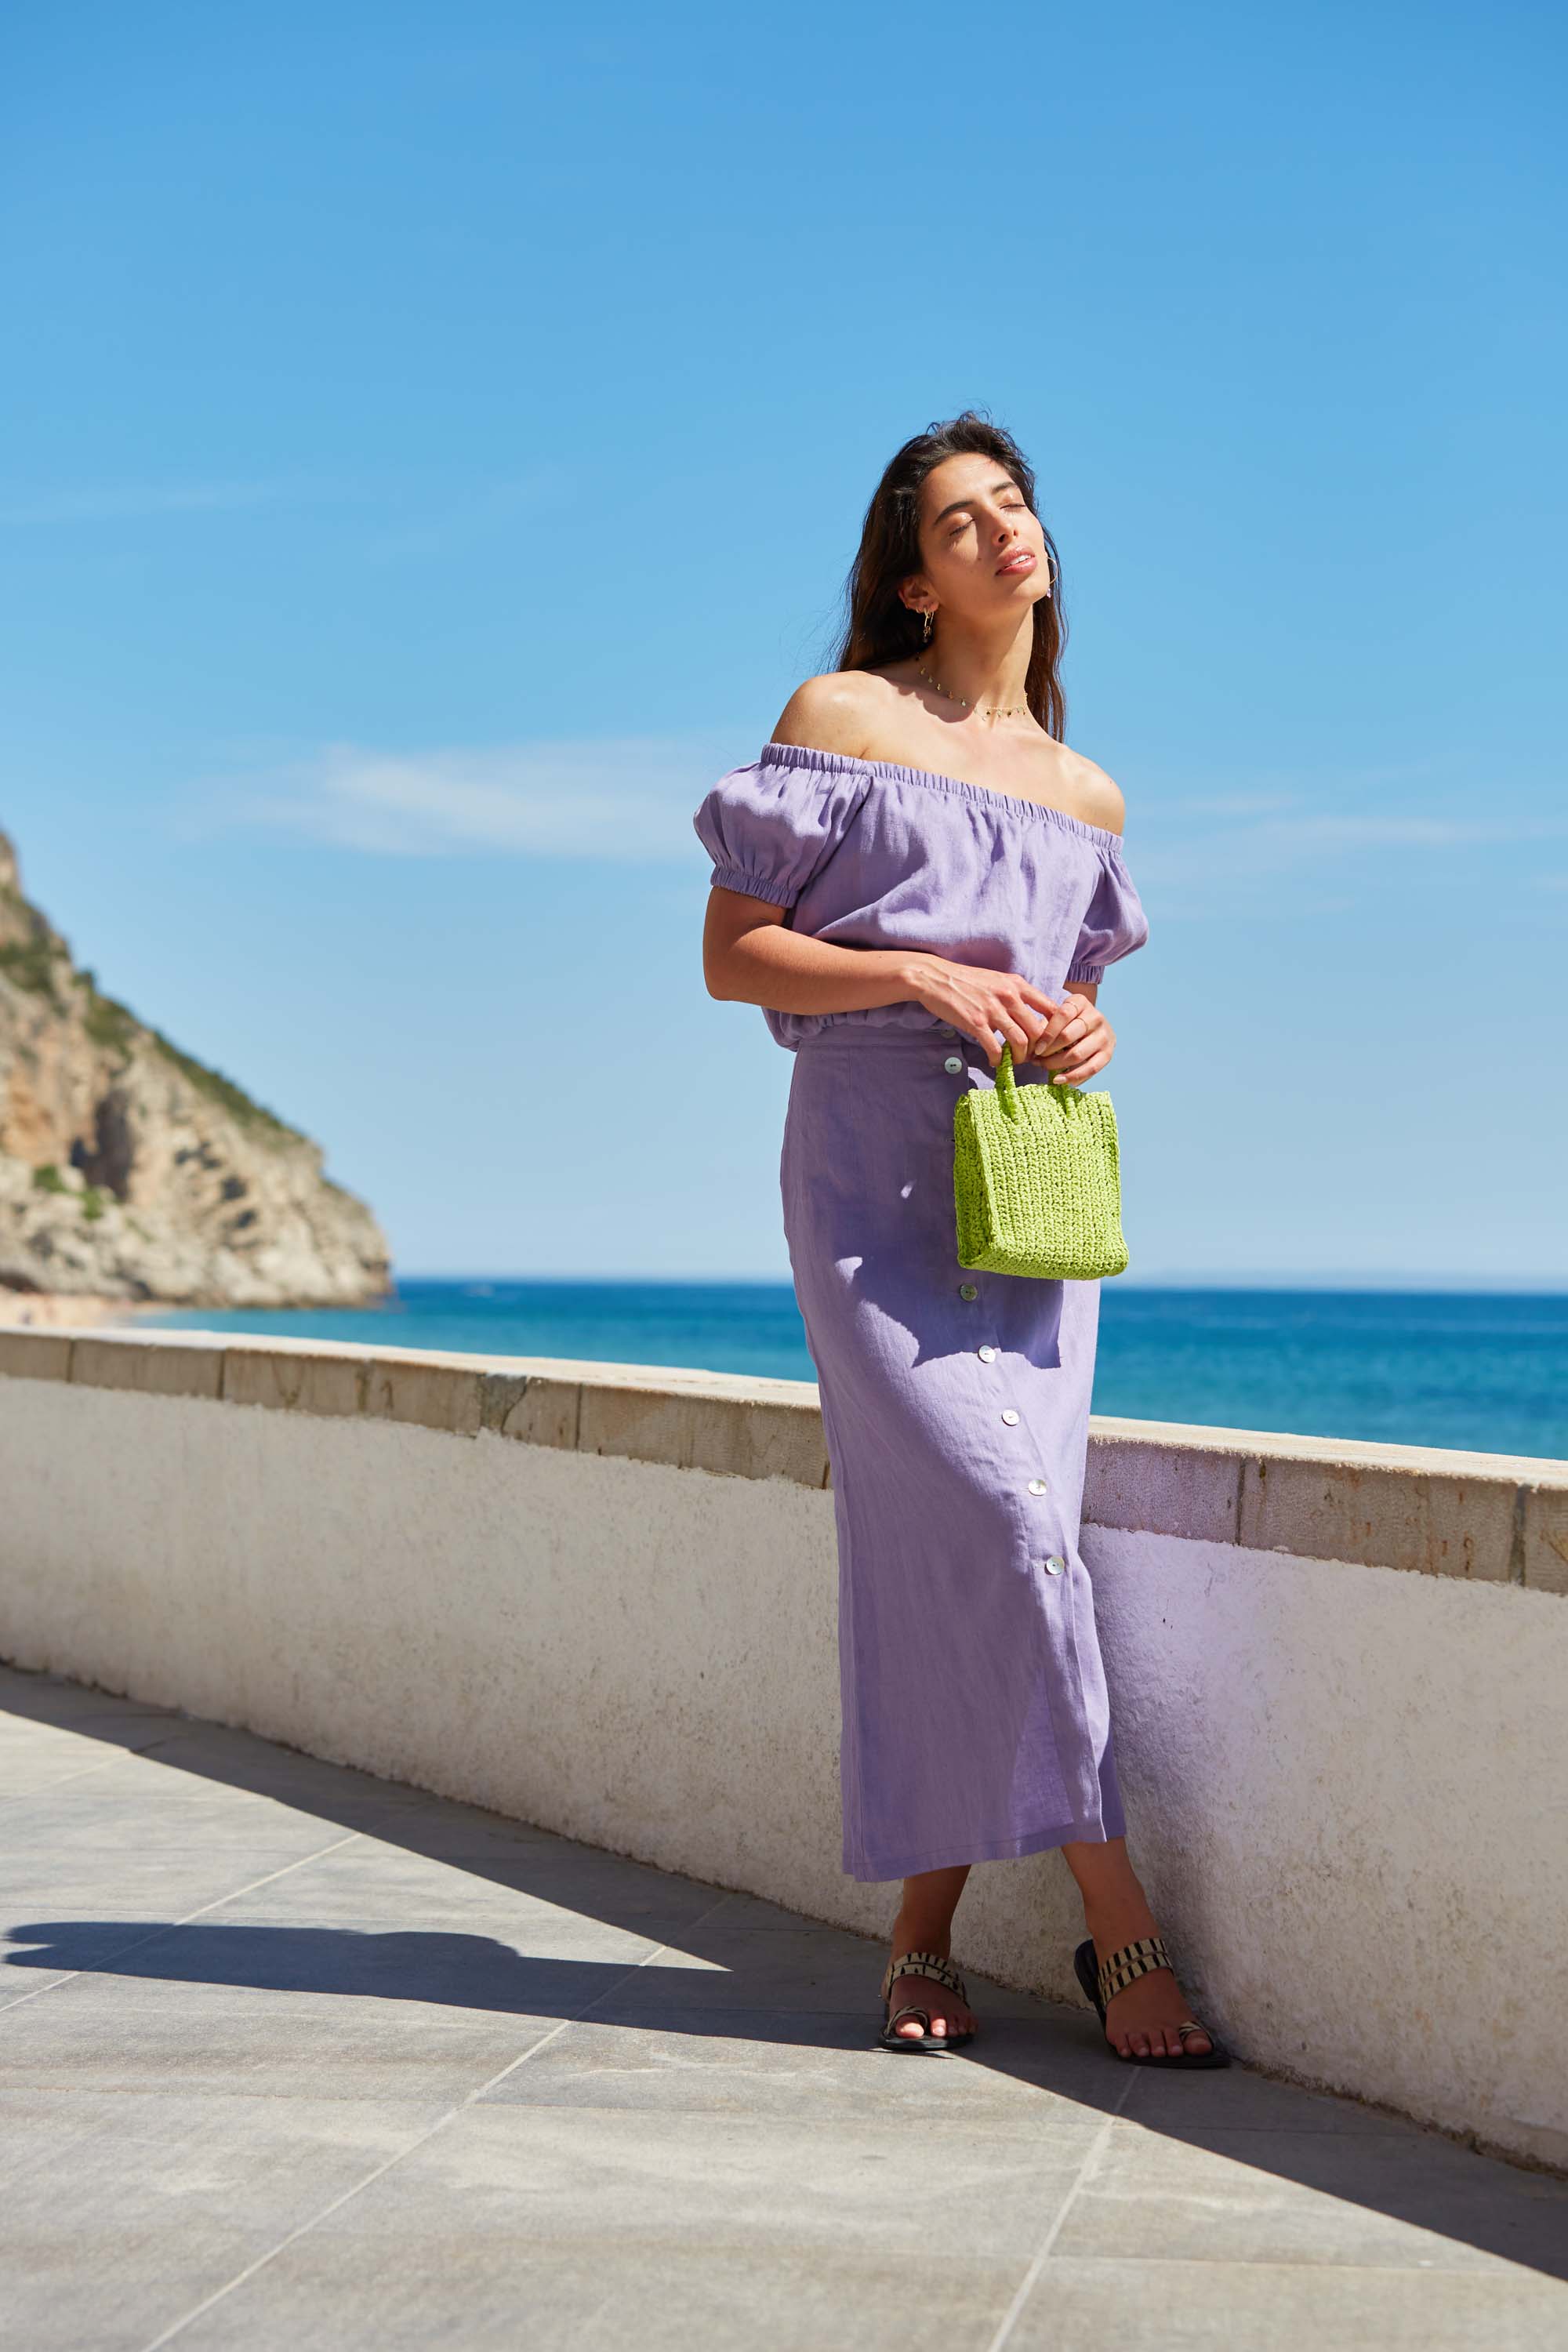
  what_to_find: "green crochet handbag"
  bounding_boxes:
[953,1040,1129,1280]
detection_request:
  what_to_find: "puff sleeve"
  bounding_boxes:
[1065,840,1150,985]
[692,750,871,912]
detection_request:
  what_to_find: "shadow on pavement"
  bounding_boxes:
[4,1662,1566,2289]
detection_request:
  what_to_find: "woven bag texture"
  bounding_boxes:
[953,1041,1129,1279]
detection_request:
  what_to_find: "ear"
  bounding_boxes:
[898,572,931,615]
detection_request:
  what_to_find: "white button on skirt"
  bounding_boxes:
[780,1022,1125,1883]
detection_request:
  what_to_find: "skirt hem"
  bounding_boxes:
[844,1807,1122,1884]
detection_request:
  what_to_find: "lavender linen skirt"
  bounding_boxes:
[781,1020,1126,1882]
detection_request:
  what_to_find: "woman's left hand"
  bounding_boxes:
[1027,991,1115,1085]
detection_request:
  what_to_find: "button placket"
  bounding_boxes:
[963,1295,1051,1533]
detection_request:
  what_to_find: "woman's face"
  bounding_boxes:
[905,452,1050,626]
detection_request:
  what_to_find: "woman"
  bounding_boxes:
[692,412,1225,2068]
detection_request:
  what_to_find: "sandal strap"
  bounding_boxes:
[1097,1934,1174,2009]
[880,1949,967,2005]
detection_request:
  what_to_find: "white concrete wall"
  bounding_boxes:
[1,1329,1565,2169]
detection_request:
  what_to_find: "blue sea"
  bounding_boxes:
[133,1278,1568,1462]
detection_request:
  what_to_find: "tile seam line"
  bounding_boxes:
[0,1831,365,2016]
[984,2071,1138,2352]
[0,1741,184,1807]
[131,1887,742,2352]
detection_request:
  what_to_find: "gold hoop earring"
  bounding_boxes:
[921,607,934,644]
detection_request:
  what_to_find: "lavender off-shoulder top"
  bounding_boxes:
[692,740,1150,1051]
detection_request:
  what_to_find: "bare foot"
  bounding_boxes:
[1097,1951,1212,2059]
[884,1959,978,2044]
[1063,1838,1214,2060]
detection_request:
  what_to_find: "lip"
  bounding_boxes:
[995,548,1037,578]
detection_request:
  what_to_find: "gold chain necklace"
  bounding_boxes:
[916,661,1029,720]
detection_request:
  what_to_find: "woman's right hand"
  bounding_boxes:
[904,954,1061,1071]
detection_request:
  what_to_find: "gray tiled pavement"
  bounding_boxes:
[2,1662,1566,2352]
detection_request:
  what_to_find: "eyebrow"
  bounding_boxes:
[931,478,1022,525]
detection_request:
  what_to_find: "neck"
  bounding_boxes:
[923,612,1035,717]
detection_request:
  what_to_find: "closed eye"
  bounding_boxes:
[949,498,1026,539]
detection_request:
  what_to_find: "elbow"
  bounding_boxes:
[702,952,738,1003]
[702,902,786,1001]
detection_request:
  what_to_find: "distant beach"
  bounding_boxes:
[0,1292,147,1330]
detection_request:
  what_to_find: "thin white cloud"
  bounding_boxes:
[1176,791,1304,816]
[0,481,297,525]
[1132,805,1568,891]
[187,734,1568,873]
[0,468,563,539]
[186,731,751,858]
[363,465,572,558]
[1232,812,1568,846]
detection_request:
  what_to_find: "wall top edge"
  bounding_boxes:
[1087,1414,1568,1484]
[0,1323,819,1408]
[0,1319,1563,1493]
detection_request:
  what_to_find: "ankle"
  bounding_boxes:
[1082,1898,1159,1955]
[890,1916,951,1962]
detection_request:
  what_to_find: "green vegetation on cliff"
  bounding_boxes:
[0,870,303,1148]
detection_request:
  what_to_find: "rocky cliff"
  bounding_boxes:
[0,825,392,1306]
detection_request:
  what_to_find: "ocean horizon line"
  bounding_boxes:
[386,1269,1568,1296]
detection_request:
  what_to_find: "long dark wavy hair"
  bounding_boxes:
[826,408,1068,741]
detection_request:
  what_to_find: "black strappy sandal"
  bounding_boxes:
[1073,1934,1230,2068]
[877,1948,975,2053]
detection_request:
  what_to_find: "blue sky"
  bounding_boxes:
[2,2,1563,1283]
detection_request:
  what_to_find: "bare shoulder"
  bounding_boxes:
[769,670,891,759]
[1059,746,1127,837]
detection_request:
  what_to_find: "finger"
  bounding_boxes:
[1042,1035,1110,1075]
[991,1017,1038,1068]
[1033,1007,1097,1058]
[1021,1004,1074,1056]
[1047,1006,1105,1047]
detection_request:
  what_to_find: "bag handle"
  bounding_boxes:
[996,1038,1022,1122]
[995,1038,1079,1123]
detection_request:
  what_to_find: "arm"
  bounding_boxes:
[702,886,928,1015]
[705,670,925,1013]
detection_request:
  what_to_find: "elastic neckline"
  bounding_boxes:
[760,738,1123,845]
